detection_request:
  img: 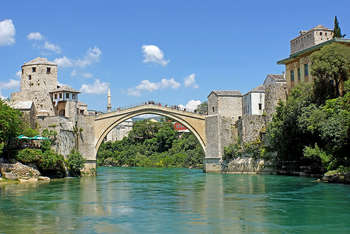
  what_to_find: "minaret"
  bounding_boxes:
[107,88,112,112]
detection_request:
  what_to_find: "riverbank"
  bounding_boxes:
[0,161,51,184]
[222,157,350,185]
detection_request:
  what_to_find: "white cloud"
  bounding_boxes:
[54,47,102,68]
[184,73,198,88]
[127,78,180,96]
[44,41,61,53]
[76,47,102,67]
[0,19,15,46]
[142,45,169,66]
[16,70,21,78]
[0,79,20,89]
[54,56,73,67]
[70,69,92,78]
[179,100,201,111]
[80,79,109,94]
[0,91,6,100]
[27,32,43,40]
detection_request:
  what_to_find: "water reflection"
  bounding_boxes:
[0,168,350,233]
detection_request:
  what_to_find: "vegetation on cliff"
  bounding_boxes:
[225,43,350,176]
[97,119,204,168]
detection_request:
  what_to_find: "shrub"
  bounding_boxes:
[22,128,39,137]
[67,150,86,176]
[38,150,66,177]
[16,148,42,164]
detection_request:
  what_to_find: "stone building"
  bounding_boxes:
[242,85,265,116]
[206,90,242,161]
[10,57,87,122]
[105,119,133,142]
[9,57,96,173]
[277,25,350,92]
[238,74,286,143]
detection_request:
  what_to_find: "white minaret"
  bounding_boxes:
[107,88,111,112]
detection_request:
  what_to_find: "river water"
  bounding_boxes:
[1,167,350,233]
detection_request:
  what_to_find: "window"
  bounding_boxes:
[28,75,32,80]
[54,94,57,99]
[59,93,62,99]
[304,64,309,76]
[320,32,323,36]
[212,106,215,112]
[66,93,70,99]
[259,103,262,110]
[47,67,51,74]
[32,67,36,72]
[22,69,24,75]
[290,70,295,82]
[72,94,76,100]
[297,68,301,81]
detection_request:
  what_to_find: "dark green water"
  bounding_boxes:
[1,167,350,233]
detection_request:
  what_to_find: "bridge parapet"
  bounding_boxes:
[95,104,206,121]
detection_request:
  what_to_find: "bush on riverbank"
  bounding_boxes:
[98,119,204,168]
[66,150,86,176]
[16,148,66,178]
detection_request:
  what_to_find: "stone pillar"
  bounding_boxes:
[204,115,235,172]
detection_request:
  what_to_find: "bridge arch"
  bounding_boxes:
[94,105,206,155]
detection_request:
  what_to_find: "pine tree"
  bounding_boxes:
[333,16,345,38]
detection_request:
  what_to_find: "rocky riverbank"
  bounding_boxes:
[0,162,50,183]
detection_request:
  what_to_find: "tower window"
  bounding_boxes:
[22,69,24,75]
[290,70,295,82]
[47,67,51,74]
[304,64,309,76]
[66,93,70,99]
[28,75,32,80]
[59,93,62,99]
[32,67,36,72]
[212,106,215,112]
[54,94,57,99]
[320,32,322,36]
[259,103,262,110]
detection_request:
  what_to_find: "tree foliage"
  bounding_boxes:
[311,43,350,99]
[196,101,208,115]
[333,16,345,38]
[0,99,23,155]
[67,150,86,176]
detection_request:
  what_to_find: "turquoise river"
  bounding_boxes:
[1,167,350,233]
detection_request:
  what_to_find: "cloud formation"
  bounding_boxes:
[44,41,61,53]
[142,45,169,66]
[184,73,199,88]
[27,32,61,54]
[54,47,102,68]
[27,32,43,40]
[80,79,109,94]
[0,79,20,89]
[128,78,180,96]
[0,19,15,46]
[179,100,201,111]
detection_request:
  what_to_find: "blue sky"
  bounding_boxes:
[0,0,349,111]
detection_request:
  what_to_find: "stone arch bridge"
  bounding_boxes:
[94,104,206,153]
[79,103,221,173]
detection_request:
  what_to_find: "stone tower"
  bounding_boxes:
[20,57,58,92]
[205,90,242,172]
[11,57,58,116]
[107,88,111,112]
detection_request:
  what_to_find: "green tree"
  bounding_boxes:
[196,101,208,115]
[311,43,350,99]
[67,150,86,176]
[0,100,23,156]
[333,16,345,38]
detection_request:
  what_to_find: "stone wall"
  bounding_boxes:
[222,157,274,174]
[237,115,266,143]
[36,116,75,157]
[264,82,287,122]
